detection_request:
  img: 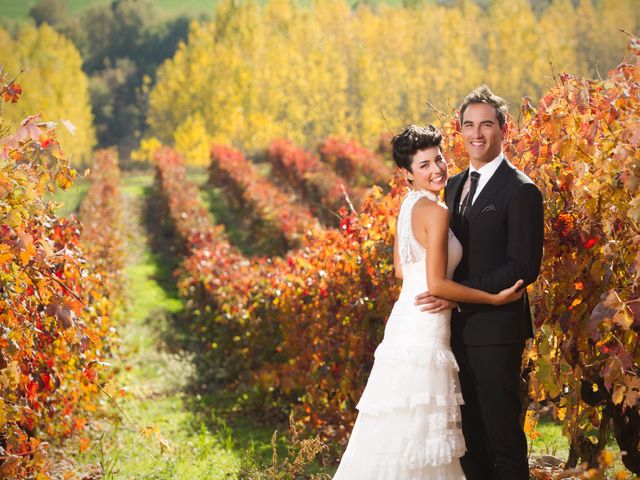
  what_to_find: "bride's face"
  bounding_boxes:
[406,147,448,193]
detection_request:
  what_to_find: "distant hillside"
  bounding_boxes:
[0,0,212,18]
[0,0,402,20]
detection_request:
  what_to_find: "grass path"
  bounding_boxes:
[95,173,242,478]
[62,173,272,479]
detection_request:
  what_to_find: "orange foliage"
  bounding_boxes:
[0,75,122,476]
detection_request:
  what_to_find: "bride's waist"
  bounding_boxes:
[399,261,456,300]
[390,297,452,318]
[386,300,451,343]
[397,289,426,303]
[398,272,428,300]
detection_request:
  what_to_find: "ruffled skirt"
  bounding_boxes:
[333,300,466,479]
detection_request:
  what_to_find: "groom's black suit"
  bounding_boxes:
[445,158,544,480]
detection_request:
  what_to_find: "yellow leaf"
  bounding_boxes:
[101,379,119,399]
[139,425,158,439]
[599,449,614,467]
[40,238,55,259]
[0,244,14,264]
[55,170,74,190]
[523,410,538,435]
[18,233,36,265]
[0,399,6,427]
[613,311,633,330]
[6,209,22,227]
[0,361,20,390]
[612,385,627,405]
[158,435,175,454]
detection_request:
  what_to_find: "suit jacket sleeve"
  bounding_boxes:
[460,182,544,293]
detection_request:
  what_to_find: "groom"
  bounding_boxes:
[415,86,544,479]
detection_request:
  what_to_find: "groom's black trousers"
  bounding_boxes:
[451,339,529,480]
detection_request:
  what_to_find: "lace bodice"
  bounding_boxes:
[396,189,462,278]
[397,189,438,265]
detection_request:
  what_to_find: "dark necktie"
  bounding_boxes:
[460,171,480,218]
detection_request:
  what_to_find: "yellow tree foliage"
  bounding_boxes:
[484,0,547,108]
[174,113,211,166]
[148,0,638,151]
[573,0,601,76]
[0,24,95,165]
[537,0,581,80]
[130,136,162,164]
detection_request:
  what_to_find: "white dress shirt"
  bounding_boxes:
[459,153,505,207]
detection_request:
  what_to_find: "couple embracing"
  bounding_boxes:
[334,86,545,480]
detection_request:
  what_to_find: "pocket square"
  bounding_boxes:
[481,204,496,213]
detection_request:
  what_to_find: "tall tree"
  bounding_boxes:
[58,0,193,154]
[0,24,95,165]
[484,0,544,108]
[147,0,639,151]
[28,0,70,28]
[537,0,581,84]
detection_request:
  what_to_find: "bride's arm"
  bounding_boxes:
[393,219,402,279]
[418,201,522,305]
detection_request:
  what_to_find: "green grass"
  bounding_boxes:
[528,415,635,476]
[47,171,286,479]
[119,171,157,199]
[71,172,243,478]
[529,416,570,460]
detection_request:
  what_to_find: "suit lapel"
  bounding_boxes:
[467,159,515,225]
[445,169,468,229]
[446,169,467,211]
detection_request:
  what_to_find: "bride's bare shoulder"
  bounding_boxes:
[412,196,448,227]
[413,196,448,214]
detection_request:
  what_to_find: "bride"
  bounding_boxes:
[332,125,524,479]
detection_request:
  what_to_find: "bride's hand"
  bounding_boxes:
[494,279,525,305]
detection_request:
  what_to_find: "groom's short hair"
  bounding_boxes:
[391,124,442,174]
[460,85,508,128]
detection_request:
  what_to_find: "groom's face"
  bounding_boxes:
[461,103,505,167]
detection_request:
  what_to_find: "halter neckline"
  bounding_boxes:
[406,189,439,202]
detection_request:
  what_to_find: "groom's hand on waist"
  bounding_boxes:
[414,291,457,313]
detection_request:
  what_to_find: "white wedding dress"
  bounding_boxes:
[333,189,466,479]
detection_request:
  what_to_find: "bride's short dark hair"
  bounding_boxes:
[391,124,442,173]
